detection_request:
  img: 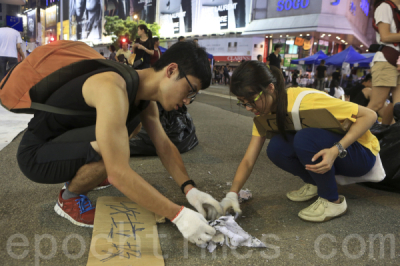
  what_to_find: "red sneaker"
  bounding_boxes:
[54,190,95,228]
[93,178,112,190]
[62,178,112,191]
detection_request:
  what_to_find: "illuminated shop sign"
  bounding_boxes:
[331,0,340,5]
[277,0,310,11]
[360,0,370,16]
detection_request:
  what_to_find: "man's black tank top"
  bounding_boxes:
[28,67,149,141]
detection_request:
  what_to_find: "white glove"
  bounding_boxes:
[172,207,216,245]
[220,192,242,215]
[186,188,223,220]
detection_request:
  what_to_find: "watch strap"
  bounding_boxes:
[181,180,196,194]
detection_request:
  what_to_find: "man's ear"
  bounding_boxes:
[166,63,178,78]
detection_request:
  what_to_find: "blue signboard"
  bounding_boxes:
[331,0,340,5]
[277,0,310,12]
[6,16,23,32]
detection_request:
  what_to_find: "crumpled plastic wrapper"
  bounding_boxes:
[197,215,266,253]
[238,189,252,203]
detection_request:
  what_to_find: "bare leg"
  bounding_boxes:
[67,121,143,194]
[68,160,107,195]
[392,83,400,106]
[367,86,392,125]
[378,103,394,125]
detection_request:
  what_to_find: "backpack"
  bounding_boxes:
[0,40,138,115]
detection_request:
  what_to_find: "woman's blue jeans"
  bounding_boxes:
[266,128,376,201]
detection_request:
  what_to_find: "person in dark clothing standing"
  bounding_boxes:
[223,63,230,85]
[132,24,154,69]
[316,60,327,91]
[150,37,162,67]
[332,67,341,82]
[267,44,282,70]
[108,45,116,61]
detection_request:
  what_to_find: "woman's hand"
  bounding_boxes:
[138,45,146,50]
[305,146,339,174]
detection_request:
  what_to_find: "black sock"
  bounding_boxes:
[62,187,79,200]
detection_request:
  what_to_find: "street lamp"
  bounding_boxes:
[133,14,139,24]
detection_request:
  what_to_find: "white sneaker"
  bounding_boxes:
[298,196,347,222]
[286,184,318,202]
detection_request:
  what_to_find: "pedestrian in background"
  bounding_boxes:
[369,0,400,125]
[316,60,327,91]
[132,24,154,69]
[150,37,162,67]
[223,63,230,85]
[267,44,282,70]
[257,54,263,62]
[116,42,131,63]
[108,45,116,61]
[0,27,25,80]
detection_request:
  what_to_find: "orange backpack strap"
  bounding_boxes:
[0,41,139,115]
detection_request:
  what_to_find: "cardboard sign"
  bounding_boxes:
[253,109,353,138]
[87,197,165,266]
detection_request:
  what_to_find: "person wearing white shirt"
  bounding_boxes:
[0,27,25,80]
[369,0,400,125]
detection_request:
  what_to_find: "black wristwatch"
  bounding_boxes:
[334,142,347,158]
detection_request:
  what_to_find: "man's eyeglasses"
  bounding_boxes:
[237,91,263,108]
[178,66,197,103]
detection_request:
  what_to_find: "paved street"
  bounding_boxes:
[1,86,400,265]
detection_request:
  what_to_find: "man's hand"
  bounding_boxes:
[172,207,216,245]
[305,147,339,174]
[186,188,223,220]
[220,192,242,215]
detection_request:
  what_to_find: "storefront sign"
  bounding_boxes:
[360,0,369,16]
[214,56,251,61]
[331,0,340,5]
[277,0,310,11]
[6,16,23,32]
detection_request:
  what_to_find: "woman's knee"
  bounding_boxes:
[266,134,294,163]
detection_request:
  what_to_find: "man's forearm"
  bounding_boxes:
[109,168,181,220]
[18,48,25,60]
[157,141,191,190]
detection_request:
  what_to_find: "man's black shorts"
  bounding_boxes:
[17,127,102,184]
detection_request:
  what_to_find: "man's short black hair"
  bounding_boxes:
[153,41,211,90]
[178,36,185,41]
[153,37,159,42]
[194,38,198,41]
[274,44,283,51]
[257,54,262,59]
[363,73,372,83]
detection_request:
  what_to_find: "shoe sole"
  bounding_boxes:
[286,193,318,202]
[93,184,112,191]
[62,184,112,191]
[54,203,94,228]
[298,208,347,223]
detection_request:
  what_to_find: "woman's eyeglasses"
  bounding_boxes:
[237,91,263,108]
